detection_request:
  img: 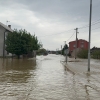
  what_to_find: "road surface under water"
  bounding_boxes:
[0,54,100,100]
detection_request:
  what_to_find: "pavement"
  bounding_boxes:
[61,57,100,96]
[62,57,100,74]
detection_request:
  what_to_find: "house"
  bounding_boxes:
[90,47,100,59]
[0,22,13,57]
[91,46,100,53]
[69,39,88,57]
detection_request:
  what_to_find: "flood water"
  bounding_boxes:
[0,54,100,100]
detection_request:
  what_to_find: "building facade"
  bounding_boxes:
[69,39,88,53]
[0,22,13,57]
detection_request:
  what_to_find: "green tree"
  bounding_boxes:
[37,48,47,55]
[6,29,21,58]
[62,44,68,55]
[31,35,41,50]
[6,29,41,58]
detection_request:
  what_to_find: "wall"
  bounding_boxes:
[69,39,88,52]
[0,26,5,56]
[78,40,88,50]
[0,26,12,57]
[69,41,76,52]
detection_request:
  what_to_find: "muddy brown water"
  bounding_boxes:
[0,55,100,100]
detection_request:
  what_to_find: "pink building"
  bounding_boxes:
[69,39,88,53]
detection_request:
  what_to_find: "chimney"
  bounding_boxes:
[8,25,11,28]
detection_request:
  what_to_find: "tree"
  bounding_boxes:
[6,29,41,58]
[37,48,47,55]
[64,44,68,49]
[6,29,22,58]
[62,44,68,55]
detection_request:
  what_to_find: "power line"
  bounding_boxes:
[66,32,75,42]
[38,18,100,38]
[79,19,100,29]
[79,21,100,29]
[38,29,74,37]
[92,26,100,31]
[78,26,100,34]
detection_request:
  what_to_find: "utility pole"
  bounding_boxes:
[61,45,62,55]
[74,28,78,59]
[65,44,68,63]
[58,48,59,54]
[64,41,68,63]
[56,49,58,55]
[88,0,92,72]
[64,41,66,56]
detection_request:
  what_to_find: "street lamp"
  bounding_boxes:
[88,0,92,72]
[74,28,78,59]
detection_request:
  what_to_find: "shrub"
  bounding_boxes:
[77,49,88,59]
[92,50,100,59]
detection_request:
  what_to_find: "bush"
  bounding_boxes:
[37,48,47,55]
[92,50,100,59]
[68,52,71,57]
[77,49,88,59]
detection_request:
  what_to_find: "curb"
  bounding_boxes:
[61,61,100,92]
[61,61,89,75]
[61,61,76,74]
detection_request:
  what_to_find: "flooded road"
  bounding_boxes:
[0,54,100,100]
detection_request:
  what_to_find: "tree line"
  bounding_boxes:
[6,29,42,58]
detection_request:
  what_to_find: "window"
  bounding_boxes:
[81,45,84,48]
[73,44,76,47]
[81,41,84,44]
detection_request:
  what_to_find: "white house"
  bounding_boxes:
[0,22,13,57]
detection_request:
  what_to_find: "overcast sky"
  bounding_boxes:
[0,0,100,50]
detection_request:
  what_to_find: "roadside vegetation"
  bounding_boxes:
[77,49,88,59]
[6,29,42,58]
[37,48,48,55]
[62,44,69,55]
[92,50,100,59]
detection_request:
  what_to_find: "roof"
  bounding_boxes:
[69,39,88,43]
[91,47,100,50]
[0,22,13,32]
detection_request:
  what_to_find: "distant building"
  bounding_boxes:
[91,46,100,53]
[0,22,13,57]
[69,39,89,57]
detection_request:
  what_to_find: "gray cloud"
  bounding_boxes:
[0,0,100,50]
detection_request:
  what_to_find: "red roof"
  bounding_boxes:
[69,39,88,43]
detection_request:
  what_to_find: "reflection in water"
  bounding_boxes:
[85,85,90,100]
[85,73,100,100]
[0,58,37,100]
[72,74,78,100]
[1,58,36,71]
[0,58,36,83]
[85,73,91,100]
